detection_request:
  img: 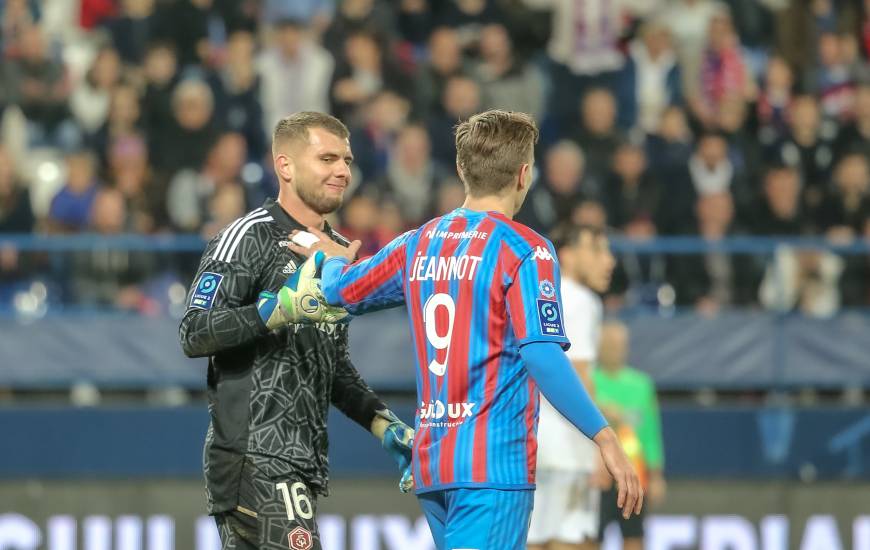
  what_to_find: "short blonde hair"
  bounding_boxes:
[272,111,349,155]
[454,110,539,196]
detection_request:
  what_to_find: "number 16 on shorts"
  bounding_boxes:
[276,481,316,550]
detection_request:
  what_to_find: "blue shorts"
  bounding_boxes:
[418,488,534,550]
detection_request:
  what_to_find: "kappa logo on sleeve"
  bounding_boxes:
[189,272,224,310]
[536,299,565,337]
[532,246,553,261]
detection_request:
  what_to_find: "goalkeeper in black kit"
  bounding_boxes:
[179,112,413,550]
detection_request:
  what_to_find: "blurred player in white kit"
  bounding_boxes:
[528,223,616,550]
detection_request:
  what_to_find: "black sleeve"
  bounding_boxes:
[178,229,269,358]
[330,328,387,431]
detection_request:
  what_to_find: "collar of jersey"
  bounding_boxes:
[262,197,335,235]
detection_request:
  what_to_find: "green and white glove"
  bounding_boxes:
[257,251,349,328]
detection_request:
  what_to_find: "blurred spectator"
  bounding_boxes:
[202,181,245,239]
[566,88,624,184]
[645,106,694,178]
[817,152,870,240]
[428,75,482,167]
[776,0,861,78]
[662,0,719,97]
[572,199,608,229]
[261,0,334,33]
[141,42,179,154]
[759,245,845,317]
[322,0,396,57]
[750,164,809,235]
[523,0,625,118]
[616,19,682,133]
[754,55,795,147]
[768,95,837,211]
[689,132,738,196]
[89,82,142,166]
[516,140,591,233]
[416,26,472,115]
[374,123,450,226]
[259,18,334,134]
[690,9,755,129]
[1,0,39,58]
[603,142,661,239]
[834,84,870,160]
[473,23,544,119]
[48,149,100,232]
[435,0,504,50]
[397,0,431,45]
[102,0,156,65]
[434,176,466,215]
[107,134,165,233]
[70,45,122,135]
[3,24,77,149]
[805,31,863,120]
[150,78,219,176]
[166,132,246,232]
[330,30,413,122]
[215,30,264,160]
[338,193,383,256]
[70,186,156,311]
[668,191,759,310]
[153,0,222,68]
[716,97,760,208]
[0,144,33,233]
[350,90,412,182]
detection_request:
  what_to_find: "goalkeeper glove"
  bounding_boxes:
[375,409,415,493]
[257,251,349,328]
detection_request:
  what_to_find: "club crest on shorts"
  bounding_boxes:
[536,299,565,337]
[288,526,313,550]
[190,272,223,310]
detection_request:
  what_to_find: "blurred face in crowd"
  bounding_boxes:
[545,141,584,195]
[708,12,736,51]
[20,25,47,63]
[276,22,304,58]
[345,33,381,71]
[834,155,870,196]
[227,31,255,68]
[109,84,141,128]
[791,96,820,134]
[66,152,96,193]
[764,168,801,219]
[479,24,511,62]
[659,106,690,142]
[109,136,148,193]
[366,91,411,131]
[122,0,155,17]
[765,56,793,92]
[92,47,121,89]
[281,127,354,214]
[818,33,841,67]
[91,189,127,234]
[582,89,616,136]
[599,322,629,370]
[641,22,672,59]
[209,184,246,228]
[429,27,462,74]
[394,125,431,173]
[341,0,375,18]
[613,144,646,184]
[696,134,728,167]
[144,45,177,85]
[208,133,247,182]
[443,76,481,118]
[173,80,214,131]
[717,97,747,133]
[343,194,378,233]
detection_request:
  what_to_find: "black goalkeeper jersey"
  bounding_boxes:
[179,198,385,514]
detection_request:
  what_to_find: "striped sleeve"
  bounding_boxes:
[211,208,273,263]
[504,240,571,349]
[320,230,414,315]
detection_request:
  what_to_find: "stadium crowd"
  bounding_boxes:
[0,0,869,314]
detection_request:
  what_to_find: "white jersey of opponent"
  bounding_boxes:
[535,278,602,472]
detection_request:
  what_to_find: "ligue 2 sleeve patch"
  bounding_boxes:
[190,272,224,310]
[536,299,565,337]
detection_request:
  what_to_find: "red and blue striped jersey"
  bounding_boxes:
[322,208,571,492]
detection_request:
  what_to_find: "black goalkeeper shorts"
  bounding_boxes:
[214,460,321,550]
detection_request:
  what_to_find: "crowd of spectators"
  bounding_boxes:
[0,0,868,314]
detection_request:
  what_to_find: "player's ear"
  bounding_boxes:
[274,153,295,182]
[517,162,531,191]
